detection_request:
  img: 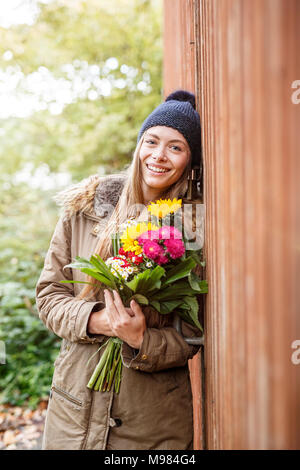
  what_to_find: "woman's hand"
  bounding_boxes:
[104,289,146,350]
[87,305,115,337]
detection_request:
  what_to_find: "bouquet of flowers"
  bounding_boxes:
[61,198,208,393]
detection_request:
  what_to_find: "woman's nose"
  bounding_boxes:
[152,147,167,160]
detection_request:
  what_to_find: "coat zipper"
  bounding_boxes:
[51,385,83,407]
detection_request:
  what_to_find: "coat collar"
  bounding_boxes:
[53,173,127,221]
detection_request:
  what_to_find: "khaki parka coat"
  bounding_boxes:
[35,173,203,450]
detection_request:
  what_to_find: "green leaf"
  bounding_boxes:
[175,308,196,326]
[147,265,166,291]
[150,300,161,312]
[89,255,106,272]
[185,250,206,267]
[80,268,115,288]
[198,279,208,293]
[181,296,203,331]
[163,257,197,285]
[63,257,94,271]
[159,299,183,314]
[188,272,202,291]
[92,254,117,283]
[59,280,94,285]
[125,270,149,292]
[125,266,165,294]
[150,280,202,301]
[75,255,92,264]
[131,294,149,305]
[190,251,202,265]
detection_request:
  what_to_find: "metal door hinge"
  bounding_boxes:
[173,313,204,346]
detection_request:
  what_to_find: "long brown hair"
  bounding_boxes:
[77,130,193,328]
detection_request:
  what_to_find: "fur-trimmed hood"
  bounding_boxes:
[52,173,127,220]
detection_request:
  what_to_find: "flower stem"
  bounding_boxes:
[87,339,112,389]
[86,338,124,393]
[114,350,122,393]
[99,341,114,391]
[99,342,115,392]
[106,343,121,392]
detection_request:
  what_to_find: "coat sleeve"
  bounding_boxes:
[35,214,107,344]
[121,317,202,372]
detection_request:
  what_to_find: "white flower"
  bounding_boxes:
[105,255,139,281]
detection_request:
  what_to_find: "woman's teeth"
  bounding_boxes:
[147,164,170,174]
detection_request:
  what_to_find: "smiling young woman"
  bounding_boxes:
[36,89,203,450]
[139,126,191,204]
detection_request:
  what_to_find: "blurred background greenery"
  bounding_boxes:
[0,0,163,408]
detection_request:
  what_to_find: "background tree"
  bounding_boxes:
[0,0,163,407]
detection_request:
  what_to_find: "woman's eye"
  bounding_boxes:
[145,140,182,151]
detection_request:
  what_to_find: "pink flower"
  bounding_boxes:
[164,238,185,259]
[158,226,182,240]
[156,253,169,265]
[138,230,159,243]
[142,240,164,260]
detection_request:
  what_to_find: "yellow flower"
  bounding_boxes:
[120,222,158,254]
[147,198,182,218]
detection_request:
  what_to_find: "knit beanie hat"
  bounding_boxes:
[137,89,201,167]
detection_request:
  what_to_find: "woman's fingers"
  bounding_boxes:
[113,290,133,321]
[104,289,119,327]
[130,299,144,316]
[125,307,135,317]
[113,290,126,312]
[104,289,114,310]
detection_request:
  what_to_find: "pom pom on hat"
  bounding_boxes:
[165,89,196,110]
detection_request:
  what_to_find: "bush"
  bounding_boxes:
[0,255,60,409]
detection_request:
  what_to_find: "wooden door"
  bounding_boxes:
[163,0,300,449]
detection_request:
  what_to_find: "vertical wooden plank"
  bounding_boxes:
[195,0,300,449]
[163,0,196,95]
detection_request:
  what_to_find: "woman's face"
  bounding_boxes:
[139,126,190,193]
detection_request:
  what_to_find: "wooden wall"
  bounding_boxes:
[163,0,300,449]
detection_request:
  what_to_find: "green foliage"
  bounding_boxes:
[0,178,66,408]
[0,0,163,180]
[0,256,61,409]
[0,0,163,407]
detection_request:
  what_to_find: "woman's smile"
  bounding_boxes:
[146,163,171,175]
